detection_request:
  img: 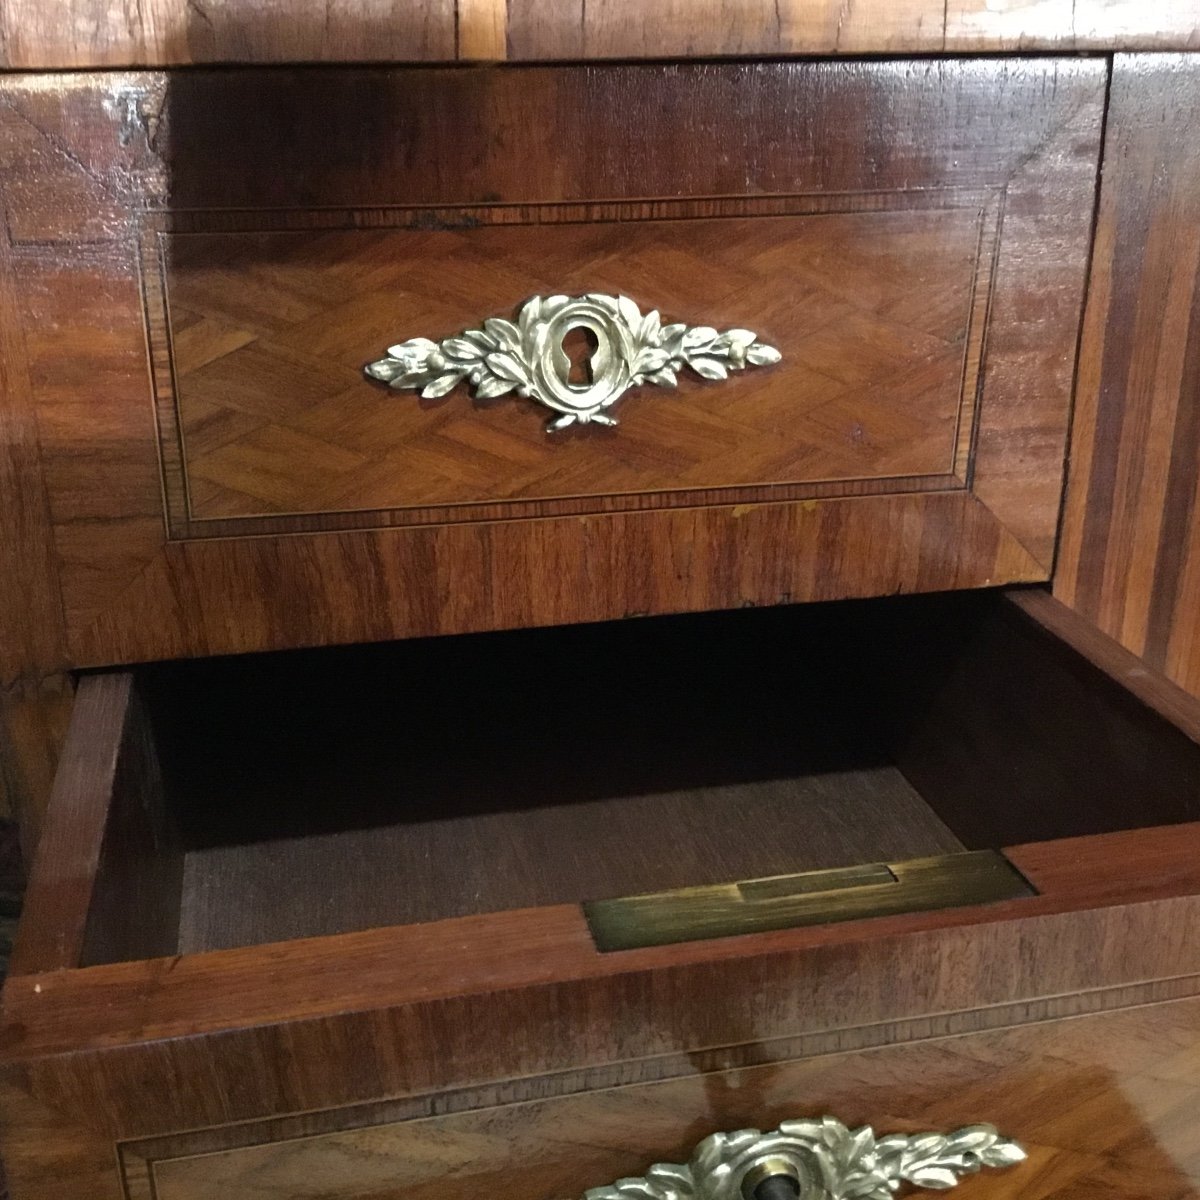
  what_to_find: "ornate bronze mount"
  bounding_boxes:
[365,293,781,431]
[583,1118,1026,1200]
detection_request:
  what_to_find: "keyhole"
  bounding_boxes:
[750,1177,801,1200]
[562,326,599,388]
[741,1160,802,1200]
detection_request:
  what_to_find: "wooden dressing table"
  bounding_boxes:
[2,4,1200,1197]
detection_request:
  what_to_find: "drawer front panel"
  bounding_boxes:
[152,198,993,535]
[0,60,1104,671]
[118,993,1200,1200]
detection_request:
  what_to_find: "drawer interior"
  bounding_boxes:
[64,589,1200,965]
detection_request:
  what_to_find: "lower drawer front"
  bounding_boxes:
[120,996,1200,1200]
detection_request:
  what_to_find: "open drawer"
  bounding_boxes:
[3,587,1200,1198]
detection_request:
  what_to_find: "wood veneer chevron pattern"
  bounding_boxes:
[147,199,993,535]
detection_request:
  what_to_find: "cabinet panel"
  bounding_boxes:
[1056,53,1200,697]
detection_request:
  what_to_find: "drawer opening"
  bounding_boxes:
[62,588,1200,965]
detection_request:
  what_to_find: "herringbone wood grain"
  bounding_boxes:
[163,208,982,522]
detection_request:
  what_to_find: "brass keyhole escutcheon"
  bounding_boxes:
[561,324,600,389]
[365,292,781,431]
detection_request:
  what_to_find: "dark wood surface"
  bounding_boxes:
[1,0,1199,68]
[0,149,66,689]
[1012,588,1200,745]
[1056,53,1200,699]
[4,673,182,977]
[896,592,1200,848]
[0,60,1102,676]
[77,685,182,970]
[5,675,132,977]
[0,679,73,860]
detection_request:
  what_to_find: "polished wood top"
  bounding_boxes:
[1,0,1198,69]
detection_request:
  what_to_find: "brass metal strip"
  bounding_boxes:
[583,850,1034,952]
